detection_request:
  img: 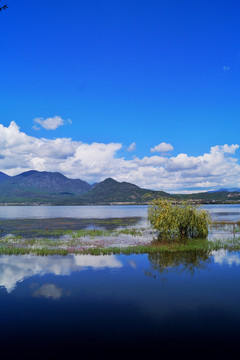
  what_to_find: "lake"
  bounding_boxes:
[0,203,240,221]
[1,204,240,357]
[1,250,240,357]
[0,204,239,241]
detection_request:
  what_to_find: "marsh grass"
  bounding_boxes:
[0,219,240,256]
[116,228,143,236]
[0,237,240,255]
[0,227,147,254]
[0,217,142,238]
[2,227,144,239]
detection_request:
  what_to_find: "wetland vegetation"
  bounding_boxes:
[0,203,239,256]
[148,197,211,239]
[0,219,240,255]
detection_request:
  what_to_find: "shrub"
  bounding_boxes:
[148,198,211,240]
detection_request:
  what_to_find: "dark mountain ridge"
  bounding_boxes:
[0,170,163,204]
[0,170,92,203]
[0,170,239,204]
[81,177,169,203]
[0,171,11,184]
[208,188,240,193]
[11,170,91,194]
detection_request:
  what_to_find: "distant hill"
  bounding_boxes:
[0,170,92,203]
[0,171,169,204]
[0,171,10,184]
[81,177,169,203]
[179,190,240,202]
[208,188,240,193]
[0,169,239,204]
[12,170,91,194]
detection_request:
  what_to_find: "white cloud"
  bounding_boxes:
[166,153,201,171]
[127,142,136,152]
[33,116,69,130]
[150,142,174,153]
[134,156,166,167]
[223,66,230,71]
[0,122,240,192]
[32,125,41,131]
[220,144,238,154]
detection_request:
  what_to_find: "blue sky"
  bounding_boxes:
[0,0,240,192]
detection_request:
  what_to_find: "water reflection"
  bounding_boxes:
[0,205,148,220]
[0,254,123,293]
[0,217,143,237]
[146,249,240,279]
[32,283,63,300]
[202,204,240,222]
[1,250,240,357]
[212,249,240,266]
[1,249,240,294]
[146,250,211,277]
[0,204,240,221]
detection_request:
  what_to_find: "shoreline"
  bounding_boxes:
[0,228,240,256]
[0,201,240,206]
[1,239,240,256]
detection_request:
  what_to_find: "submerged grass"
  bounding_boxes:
[4,227,145,239]
[0,220,240,256]
[1,237,240,255]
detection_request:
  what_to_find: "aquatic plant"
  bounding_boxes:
[0,236,240,255]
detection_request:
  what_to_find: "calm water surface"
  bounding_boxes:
[0,251,240,357]
[0,205,148,219]
[1,205,240,357]
[0,204,240,222]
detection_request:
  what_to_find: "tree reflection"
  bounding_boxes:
[146,250,211,278]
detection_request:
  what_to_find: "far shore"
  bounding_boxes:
[0,200,240,206]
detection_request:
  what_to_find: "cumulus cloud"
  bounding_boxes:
[134,156,166,167]
[1,122,240,192]
[127,142,136,152]
[33,116,70,130]
[223,66,230,71]
[150,142,174,153]
[166,153,201,171]
[0,122,122,181]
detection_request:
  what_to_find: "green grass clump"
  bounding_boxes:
[115,228,143,236]
[1,237,239,256]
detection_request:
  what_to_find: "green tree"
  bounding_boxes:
[148,198,211,240]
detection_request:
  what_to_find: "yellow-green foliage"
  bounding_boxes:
[148,198,211,240]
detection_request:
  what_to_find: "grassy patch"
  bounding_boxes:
[0,237,240,255]
[0,217,143,238]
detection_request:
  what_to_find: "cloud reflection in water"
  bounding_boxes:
[212,250,240,266]
[0,254,123,293]
[32,283,63,300]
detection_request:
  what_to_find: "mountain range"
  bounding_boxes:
[0,170,168,204]
[0,170,239,204]
[208,188,240,193]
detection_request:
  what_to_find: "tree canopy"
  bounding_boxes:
[148,198,211,240]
